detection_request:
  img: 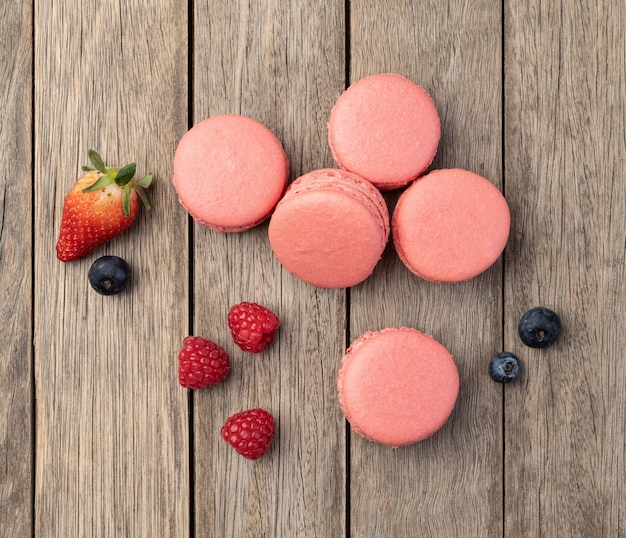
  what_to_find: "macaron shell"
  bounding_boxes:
[337,328,459,447]
[173,114,289,232]
[328,73,440,190]
[283,169,390,239]
[392,168,510,282]
[268,169,389,288]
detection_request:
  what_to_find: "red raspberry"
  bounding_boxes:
[178,336,230,389]
[227,302,280,353]
[220,408,276,460]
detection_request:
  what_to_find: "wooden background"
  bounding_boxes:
[1,0,625,536]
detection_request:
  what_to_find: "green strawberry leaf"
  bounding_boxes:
[122,185,132,218]
[88,150,108,174]
[82,172,115,193]
[136,174,153,188]
[135,185,151,211]
[116,163,137,186]
[82,166,96,171]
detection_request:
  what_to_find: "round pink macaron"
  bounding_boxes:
[173,114,289,232]
[337,327,459,447]
[328,73,441,190]
[392,168,510,282]
[268,168,389,288]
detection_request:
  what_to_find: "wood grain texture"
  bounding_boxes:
[504,1,626,535]
[349,0,504,536]
[191,1,347,536]
[0,2,33,537]
[34,1,190,536]
[4,1,624,536]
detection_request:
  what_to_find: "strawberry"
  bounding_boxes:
[227,302,280,353]
[178,336,230,389]
[220,408,276,460]
[56,150,152,262]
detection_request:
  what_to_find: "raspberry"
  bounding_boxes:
[220,408,276,460]
[227,302,280,353]
[178,336,230,389]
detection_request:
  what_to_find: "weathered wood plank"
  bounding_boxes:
[0,2,33,537]
[34,1,190,535]
[14,1,625,536]
[349,0,504,535]
[504,1,626,535]
[191,1,347,536]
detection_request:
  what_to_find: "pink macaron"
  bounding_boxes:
[337,327,459,447]
[328,73,441,190]
[268,168,390,288]
[392,168,510,282]
[173,114,289,232]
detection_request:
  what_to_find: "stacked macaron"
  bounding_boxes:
[173,114,289,232]
[328,73,441,191]
[268,169,389,288]
[337,327,459,447]
[392,168,510,282]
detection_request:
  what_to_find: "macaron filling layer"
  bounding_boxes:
[328,73,441,190]
[392,168,510,282]
[337,327,459,447]
[268,169,389,288]
[173,114,289,232]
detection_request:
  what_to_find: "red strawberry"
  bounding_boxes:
[178,336,230,389]
[227,302,280,353]
[56,150,152,262]
[220,408,276,460]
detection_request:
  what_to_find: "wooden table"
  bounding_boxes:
[2,1,625,536]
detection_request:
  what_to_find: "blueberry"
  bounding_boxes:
[88,256,131,295]
[489,352,521,383]
[518,307,561,348]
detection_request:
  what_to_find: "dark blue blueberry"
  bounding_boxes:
[489,352,521,383]
[518,307,561,348]
[88,256,131,295]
